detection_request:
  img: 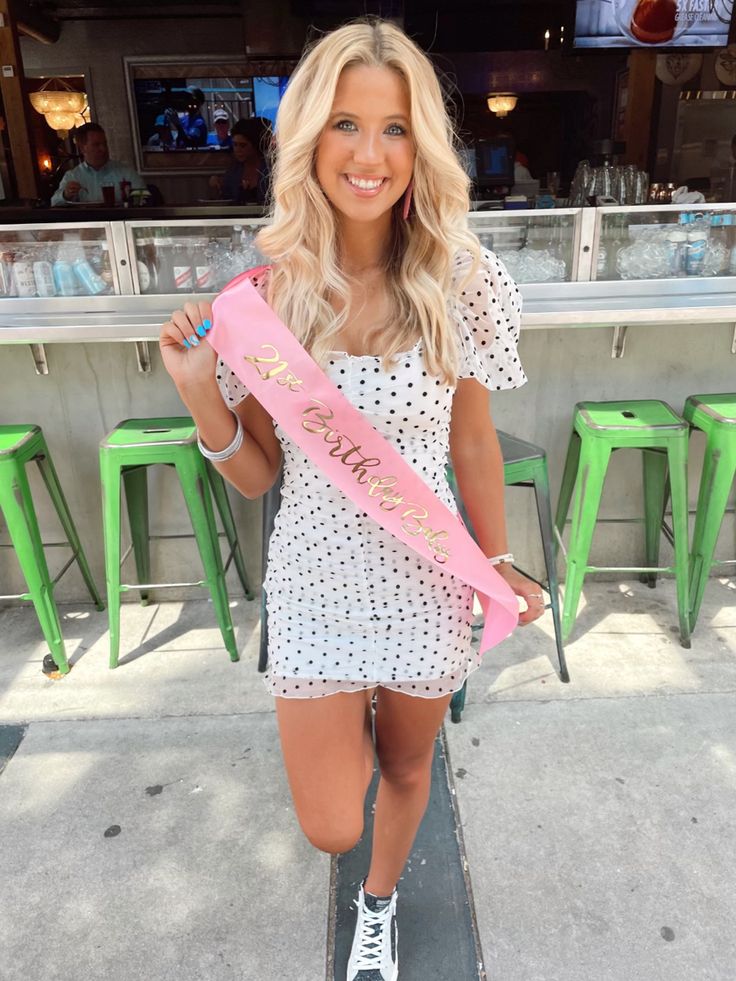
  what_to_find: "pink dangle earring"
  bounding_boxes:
[402,179,414,220]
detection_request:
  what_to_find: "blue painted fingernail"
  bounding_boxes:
[203,318,212,330]
[182,339,191,349]
[189,334,199,346]
[196,324,206,337]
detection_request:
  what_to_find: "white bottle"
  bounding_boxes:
[33,250,57,297]
[666,230,687,277]
[685,227,707,276]
[12,250,37,297]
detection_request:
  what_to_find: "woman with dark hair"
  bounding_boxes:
[209,117,271,204]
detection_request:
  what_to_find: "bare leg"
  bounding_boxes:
[275,687,375,854]
[364,687,451,896]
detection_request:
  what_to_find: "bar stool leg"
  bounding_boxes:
[554,430,582,552]
[667,439,691,649]
[0,461,69,673]
[35,444,105,611]
[449,680,467,724]
[258,478,282,673]
[177,458,239,663]
[207,465,254,600]
[100,453,123,668]
[688,440,735,634]
[561,441,611,641]
[641,448,669,588]
[122,465,151,607]
[531,462,570,682]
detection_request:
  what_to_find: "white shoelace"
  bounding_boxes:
[352,900,392,970]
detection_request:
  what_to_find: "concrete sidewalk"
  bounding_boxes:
[1,575,735,980]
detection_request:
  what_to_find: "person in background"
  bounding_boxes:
[210,108,232,149]
[174,88,208,148]
[51,122,145,206]
[208,117,271,205]
[147,113,178,149]
[514,149,533,182]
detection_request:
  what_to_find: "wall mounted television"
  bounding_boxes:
[124,56,295,175]
[573,0,734,49]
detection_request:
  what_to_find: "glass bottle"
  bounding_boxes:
[0,251,14,297]
[153,229,175,293]
[33,247,56,297]
[52,245,77,296]
[172,240,193,292]
[192,238,214,292]
[99,242,114,292]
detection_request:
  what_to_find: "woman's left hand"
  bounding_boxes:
[493,563,546,626]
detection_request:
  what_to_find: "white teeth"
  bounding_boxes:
[347,176,384,190]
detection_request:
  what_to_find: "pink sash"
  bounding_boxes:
[208,268,519,654]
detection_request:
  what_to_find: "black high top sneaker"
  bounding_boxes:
[346,879,398,981]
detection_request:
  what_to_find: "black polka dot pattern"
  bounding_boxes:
[215,253,526,699]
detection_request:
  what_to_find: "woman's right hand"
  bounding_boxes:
[159,299,218,399]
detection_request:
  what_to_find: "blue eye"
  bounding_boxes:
[335,119,357,131]
[386,123,406,136]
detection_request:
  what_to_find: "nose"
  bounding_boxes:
[352,129,385,167]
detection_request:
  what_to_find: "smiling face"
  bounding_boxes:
[315,64,414,228]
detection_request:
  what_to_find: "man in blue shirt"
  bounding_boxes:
[51,123,145,206]
[172,88,208,148]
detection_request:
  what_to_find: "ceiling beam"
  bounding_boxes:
[14,0,61,43]
[51,3,238,17]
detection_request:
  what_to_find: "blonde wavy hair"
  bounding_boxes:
[256,17,480,383]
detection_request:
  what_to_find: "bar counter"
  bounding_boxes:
[1,203,734,603]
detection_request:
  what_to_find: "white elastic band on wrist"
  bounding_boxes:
[197,411,243,462]
[487,552,514,566]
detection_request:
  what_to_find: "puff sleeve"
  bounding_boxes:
[451,247,527,391]
[215,266,271,408]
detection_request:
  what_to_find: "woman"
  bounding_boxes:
[208,117,271,205]
[160,19,543,981]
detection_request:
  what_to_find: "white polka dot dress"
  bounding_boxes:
[216,248,527,699]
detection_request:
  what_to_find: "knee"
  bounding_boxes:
[378,750,433,789]
[300,817,364,855]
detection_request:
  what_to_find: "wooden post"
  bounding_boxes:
[622,50,657,174]
[0,0,39,200]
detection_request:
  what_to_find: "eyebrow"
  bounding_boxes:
[329,110,410,123]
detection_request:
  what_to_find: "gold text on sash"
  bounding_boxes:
[243,345,450,562]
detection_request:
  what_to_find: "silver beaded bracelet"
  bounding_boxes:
[197,411,244,462]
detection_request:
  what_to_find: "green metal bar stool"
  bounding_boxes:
[447,429,570,724]
[99,417,254,669]
[554,400,691,648]
[0,424,104,674]
[682,394,736,634]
